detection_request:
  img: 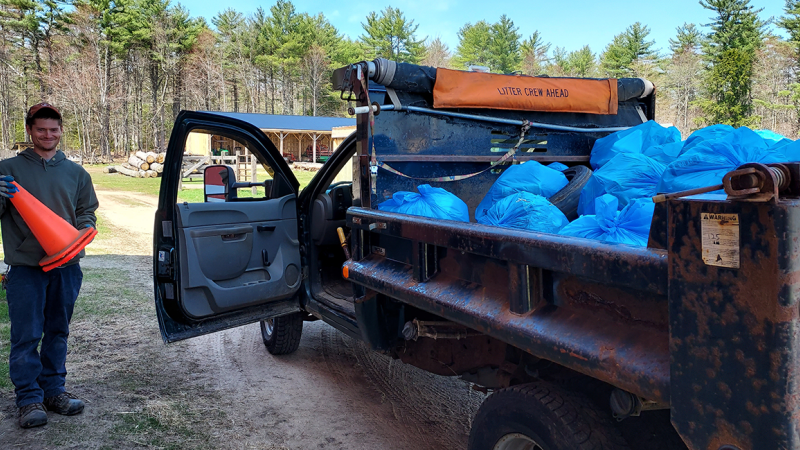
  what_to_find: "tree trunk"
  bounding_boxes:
[136,151,155,163]
[173,63,182,120]
[233,79,239,112]
[102,46,111,158]
[149,58,163,150]
[128,154,149,170]
[117,165,142,177]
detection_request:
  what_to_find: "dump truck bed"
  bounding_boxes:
[335,60,800,450]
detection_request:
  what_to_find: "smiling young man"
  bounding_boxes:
[0,103,98,428]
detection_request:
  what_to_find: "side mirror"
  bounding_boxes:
[204,165,236,202]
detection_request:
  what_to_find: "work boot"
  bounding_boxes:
[43,392,84,416]
[18,403,47,428]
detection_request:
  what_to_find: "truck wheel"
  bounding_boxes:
[468,381,630,450]
[260,313,303,355]
[549,166,592,221]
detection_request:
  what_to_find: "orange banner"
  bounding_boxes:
[433,68,618,115]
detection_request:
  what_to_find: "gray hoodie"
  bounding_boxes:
[0,149,98,267]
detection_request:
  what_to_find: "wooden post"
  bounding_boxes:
[235,149,242,181]
[249,148,257,196]
[311,133,317,162]
[279,132,286,156]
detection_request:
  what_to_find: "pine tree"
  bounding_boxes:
[520,31,550,76]
[567,45,597,77]
[779,0,800,134]
[168,4,201,119]
[669,23,703,55]
[697,0,766,126]
[454,17,521,73]
[360,7,424,63]
[454,20,492,69]
[213,9,247,112]
[600,22,657,77]
[0,0,45,95]
[264,0,306,114]
[488,15,521,74]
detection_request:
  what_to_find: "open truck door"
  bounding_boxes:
[153,111,303,342]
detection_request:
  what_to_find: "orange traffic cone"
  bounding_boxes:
[8,181,97,272]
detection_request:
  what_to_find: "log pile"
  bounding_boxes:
[106,152,166,178]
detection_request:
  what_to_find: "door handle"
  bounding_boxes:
[190,226,252,238]
[257,225,276,233]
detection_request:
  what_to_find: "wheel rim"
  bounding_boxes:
[262,319,274,338]
[493,433,547,450]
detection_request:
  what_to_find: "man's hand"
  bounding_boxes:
[0,175,18,199]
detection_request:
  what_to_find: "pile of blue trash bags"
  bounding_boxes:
[378,121,794,246]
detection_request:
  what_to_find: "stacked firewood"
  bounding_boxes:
[105,151,166,178]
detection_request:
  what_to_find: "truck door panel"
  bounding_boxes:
[153,111,302,342]
[175,195,301,319]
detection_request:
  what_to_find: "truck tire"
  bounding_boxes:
[549,165,592,221]
[468,381,630,450]
[260,313,303,355]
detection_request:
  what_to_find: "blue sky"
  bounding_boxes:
[186,0,786,55]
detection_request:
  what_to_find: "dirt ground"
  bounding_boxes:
[0,180,485,449]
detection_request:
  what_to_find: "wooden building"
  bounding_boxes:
[185,113,355,163]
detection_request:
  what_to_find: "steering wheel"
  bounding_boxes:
[327,181,352,192]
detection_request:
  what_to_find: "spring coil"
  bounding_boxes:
[769,166,790,191]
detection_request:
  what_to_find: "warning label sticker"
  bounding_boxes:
[701,213,740,269]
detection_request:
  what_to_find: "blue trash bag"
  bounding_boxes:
[756,129,787,145]
[642,140,684,165]
[682,124,734,154]
[658,127,784,194]
[475,161,568,222]
[378,184,469,222]
[547,162,569,172]
[636,124,738,165]
[577,153,666,215]
[589,120,681,170]
[577,175,605,216]
[561,195,655,246]
[771,138,800,161]
[477,192,570,234]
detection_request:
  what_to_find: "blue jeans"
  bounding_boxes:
[6,264,83,408]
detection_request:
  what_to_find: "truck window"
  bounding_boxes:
[181,129,275,203]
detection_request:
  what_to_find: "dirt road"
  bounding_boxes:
[0,183,484,449]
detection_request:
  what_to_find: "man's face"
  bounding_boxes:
[26,118,62,152]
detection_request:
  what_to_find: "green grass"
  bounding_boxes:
[294,170,316,190]
[91,170,163,197]
[72,269,143,319]
[110,401,218,450]
[92,167,318,203]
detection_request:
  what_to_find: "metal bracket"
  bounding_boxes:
[508,264,542,315]
[338,64,359,102]
[723,163,788,203]
[369,222,387,231]
[411,241,438,282]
